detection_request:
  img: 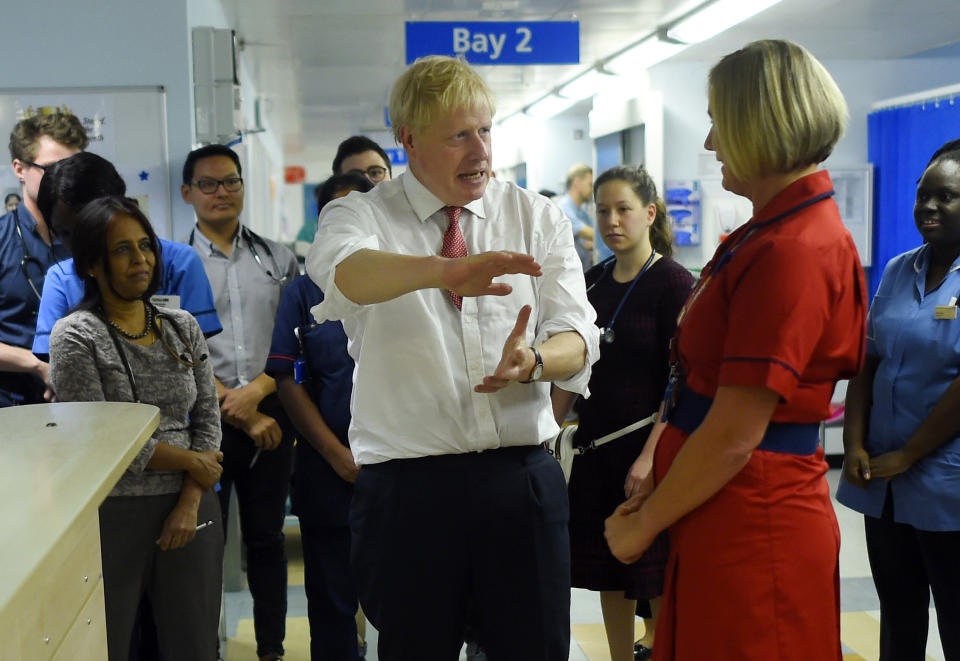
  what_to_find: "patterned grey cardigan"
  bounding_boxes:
[50,307,221,497]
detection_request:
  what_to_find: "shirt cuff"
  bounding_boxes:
[537,320,600,397]
[307,234,380,323]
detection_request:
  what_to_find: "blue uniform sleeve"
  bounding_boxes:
[32,263,73,356]
[266,276,311,377]
[160,241,222,338]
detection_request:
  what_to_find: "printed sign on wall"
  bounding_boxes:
[406,21,579,65]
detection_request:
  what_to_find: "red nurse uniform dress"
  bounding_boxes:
[652,171,867,661]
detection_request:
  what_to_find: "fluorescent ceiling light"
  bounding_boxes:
[559,70,621,101]
[667,0,783,44]
[525,94,578,119]
[605,38,688,75]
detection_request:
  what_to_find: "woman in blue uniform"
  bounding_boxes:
[838,138,960,660]
[266,172,372,660]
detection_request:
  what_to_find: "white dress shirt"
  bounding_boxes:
[307,171,600,465]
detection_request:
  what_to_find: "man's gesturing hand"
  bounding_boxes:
[476,305,536,393]
[439,251,541,298]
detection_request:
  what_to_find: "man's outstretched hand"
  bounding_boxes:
[440,252,541,298]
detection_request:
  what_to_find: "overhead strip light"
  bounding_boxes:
[525,94,578,119]
[558,70,621,101]
[605,37,688,76]
[667,0,783,44]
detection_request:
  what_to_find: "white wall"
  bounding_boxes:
[644,54,960,269]
[495,111,593,194]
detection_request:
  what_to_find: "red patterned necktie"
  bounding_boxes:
[441,205,467,309]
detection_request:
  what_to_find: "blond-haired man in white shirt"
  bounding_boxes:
[307,55,599,661]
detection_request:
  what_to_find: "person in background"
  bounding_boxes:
[267,171,373,660]
[553,165,693,661]
[32,152,221,360]
[307,55,599,660]
[0,112,85,407]
[332,135,392,184]
[182,144,298,661]
[837,138,960,660]
[558,163,597,271]
[604,40,866,660]
[5,192,21,212]
[49,196,223,661]
[297,136,393,245]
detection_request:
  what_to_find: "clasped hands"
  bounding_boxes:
[438,251,543,393]
[843,446,915,488]
[221,384,282,450]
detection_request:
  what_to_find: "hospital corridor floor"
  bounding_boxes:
[223,469,946,661]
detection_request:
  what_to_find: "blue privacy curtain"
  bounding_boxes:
[867,95,960,296]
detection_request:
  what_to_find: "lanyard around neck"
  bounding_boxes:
[596,249,657,344]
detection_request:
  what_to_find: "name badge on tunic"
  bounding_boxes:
[934,305,958,320]
[150,294,181,310]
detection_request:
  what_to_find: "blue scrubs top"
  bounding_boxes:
[0,207,69,404]
[32,238,222,355]
[837,245,960,531]
[266,274,353,527]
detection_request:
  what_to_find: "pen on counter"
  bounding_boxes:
[196,520,215,531]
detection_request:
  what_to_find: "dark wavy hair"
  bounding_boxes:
[594,165,674,258]
[315,172,373,214]
[37,152,126,240]
[71,196,163,311]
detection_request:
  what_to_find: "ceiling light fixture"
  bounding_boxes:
[524,94,578,119]
[666,0,784,44]
[558,70,621,100]
[604,36,688,76]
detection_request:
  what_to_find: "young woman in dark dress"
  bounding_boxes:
[552,165,693,661]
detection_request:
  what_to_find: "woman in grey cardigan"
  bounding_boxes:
[49,196,223,661]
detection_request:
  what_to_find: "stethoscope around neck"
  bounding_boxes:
[189,224,288,285]
[12,206,46,301]
[589,249,658,345]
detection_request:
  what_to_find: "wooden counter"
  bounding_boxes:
[0,402,159,661]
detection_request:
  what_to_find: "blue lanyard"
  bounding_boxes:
[596,249,657,344]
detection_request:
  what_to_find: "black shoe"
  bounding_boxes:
[634,641,653,660]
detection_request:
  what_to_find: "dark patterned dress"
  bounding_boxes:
[569,255,694,598]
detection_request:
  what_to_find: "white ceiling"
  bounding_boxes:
[219,0,960,170]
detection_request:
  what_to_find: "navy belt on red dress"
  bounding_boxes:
[666,387,821,456]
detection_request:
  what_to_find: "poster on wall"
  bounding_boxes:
[665,180,701,246]
[0,86,172,237]
[13,94,116,162]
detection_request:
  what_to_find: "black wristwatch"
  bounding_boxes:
[521,346,543,383]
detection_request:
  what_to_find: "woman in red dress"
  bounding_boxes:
[604,39,867,660]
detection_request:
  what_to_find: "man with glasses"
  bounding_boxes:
[0,112,85,407]
[182,144,298,661]
[332,135,392,184]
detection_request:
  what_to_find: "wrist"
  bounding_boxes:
[520,346,543,383]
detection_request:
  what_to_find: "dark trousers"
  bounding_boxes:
[218,398,294,658]
[865,490,960,661]
[350,445,571,661]
[300,522,360,660]
[100,492,223,661]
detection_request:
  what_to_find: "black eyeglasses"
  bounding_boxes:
[348,166,388,182]
[191,176,244,194]
[22,160,50,171]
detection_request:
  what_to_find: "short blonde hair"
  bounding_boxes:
[565,164,592,190]
[388,55,496,141]
[708,40,848,182]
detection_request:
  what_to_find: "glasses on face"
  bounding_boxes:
[348,166,388,182]
[22,160,50,171]
[191,176,244,194]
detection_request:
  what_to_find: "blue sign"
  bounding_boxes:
[384,148,407,166]
[405,21,579,65]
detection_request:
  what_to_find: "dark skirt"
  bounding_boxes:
[568,428,668,600]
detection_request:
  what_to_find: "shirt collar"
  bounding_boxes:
[913,243,960,275]
[400,169,486,223]
[751,170,834,226]
[14,205,39,234]
[192,222,242,255]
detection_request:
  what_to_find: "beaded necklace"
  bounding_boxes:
[106,302,154,340]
